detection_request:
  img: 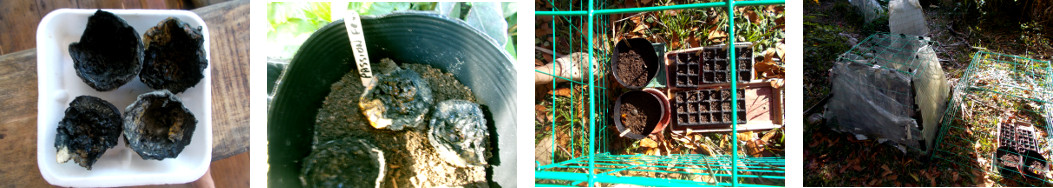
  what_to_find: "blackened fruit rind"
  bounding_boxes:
[140,17,208,94]
[301,138,385,188]
[68,10,144,91]
[358,68,433,131]
[428,100,488,167]
[123,90,197,160]
[55,95,123,170]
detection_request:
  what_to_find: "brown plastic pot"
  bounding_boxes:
[612,89,670,140]
[642,88,671,134]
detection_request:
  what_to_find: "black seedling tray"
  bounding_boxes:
[999,122,1039,154]
[996,122,1048,178]
[669,43,753,88]
[672,88,747,129]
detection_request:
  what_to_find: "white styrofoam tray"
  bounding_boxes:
[36,9,212,187]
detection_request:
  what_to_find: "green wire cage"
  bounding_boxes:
[825,33,943,153]
[934,51,1053,186]
[534,0,784,186]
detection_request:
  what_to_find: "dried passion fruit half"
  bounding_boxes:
[123,90,197,160]
[359,68,433,131]
[68,10,143,91]
[55,95,122,170]
[301,138,385,188]
[140,17,208,94]
[428,100,489,167]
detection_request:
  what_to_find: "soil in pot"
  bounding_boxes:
[619,97,660,136]
[313,60,489,187]
[616,50,651,87]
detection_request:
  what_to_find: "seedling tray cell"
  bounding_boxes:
[671,88,747,129]
[668,43,754,88]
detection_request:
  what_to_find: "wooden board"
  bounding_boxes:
[0,0,194,55]
[193,0,250,163]
[0,0,248,186]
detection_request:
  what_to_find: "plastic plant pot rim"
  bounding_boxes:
[641,88,671,134]
[267,11,516,187]
[612,90,667,140]
[611,38,661,90]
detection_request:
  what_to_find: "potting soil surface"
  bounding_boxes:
[313,62,488,187]
[617,50,649,87]
[620,100,658,135]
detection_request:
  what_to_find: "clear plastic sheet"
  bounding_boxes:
[889,0,930,36]
[849,0,885,23]
[826,34,947,153]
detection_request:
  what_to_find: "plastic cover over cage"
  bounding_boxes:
[825,33,949,153]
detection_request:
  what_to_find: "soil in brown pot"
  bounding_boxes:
[619,98,660,135]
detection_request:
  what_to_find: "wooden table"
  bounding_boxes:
[0,1,249,185]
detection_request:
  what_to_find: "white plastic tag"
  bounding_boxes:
[345,11,373,87]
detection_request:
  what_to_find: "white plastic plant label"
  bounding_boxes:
[344,11,374,88]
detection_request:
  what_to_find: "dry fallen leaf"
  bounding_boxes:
[640,138,658,148]
[664,10,678,16]
[549,87,573,96]
[775,43,785,60]
[755,48,785,79]
[707,25,727,42]
[738,132,754,141]
[688,36,701,48]
[745,9,760,24]
[632,23,649,34]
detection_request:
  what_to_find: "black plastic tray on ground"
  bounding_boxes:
[999,123,1039,153]
[671,88,747,129]
[996,122,1047,178]
[668,43,753,88]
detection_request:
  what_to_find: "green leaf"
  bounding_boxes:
[347,2,373,13]
[267,2,333,59]
[505,35,517,59]
[436,2,464,19]
[360,2,412,16]
[463,2,509,48]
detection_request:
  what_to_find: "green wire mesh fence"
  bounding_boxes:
[934,51,1053,186]
[535,0,784,186]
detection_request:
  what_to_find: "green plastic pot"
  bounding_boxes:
[267,11,516,187]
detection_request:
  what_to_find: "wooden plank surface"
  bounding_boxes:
[0,0,248,186]
[193,0,250,163]
[0,0,194,55]
[0,50,43,185]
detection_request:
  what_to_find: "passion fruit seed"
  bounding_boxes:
[123,90,197,160]
[69,10,143,91]
[428,100,488,167]
[55,95,123,170]
[359,68,433,131]
[140,17,208,94]
[301,138,385,188]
